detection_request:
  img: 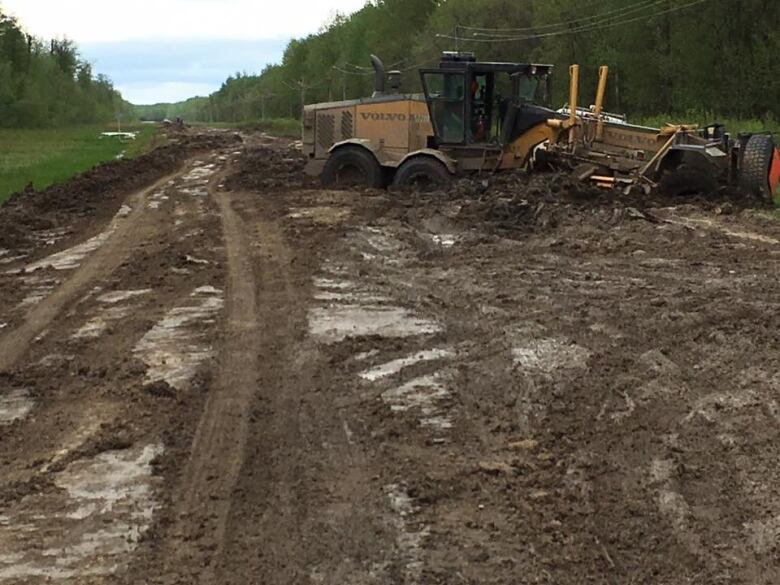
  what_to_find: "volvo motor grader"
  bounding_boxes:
[303,52,780,200]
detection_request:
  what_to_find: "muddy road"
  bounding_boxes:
[0,128,778,585]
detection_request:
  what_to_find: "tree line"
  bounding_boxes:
[141,0,779,125]
[0,8,130,128]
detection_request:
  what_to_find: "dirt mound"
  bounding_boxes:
[0,132,240,251]
[224,145,310,191]
[224,146,772,235]
[391,169,774,235]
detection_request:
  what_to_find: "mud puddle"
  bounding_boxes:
[72,289,152,340]
[0,390,33,425]
[133,286,224,389]
[0,443,163,582]
[309,275,439,343]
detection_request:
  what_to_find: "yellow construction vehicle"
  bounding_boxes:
[304,52,779,199]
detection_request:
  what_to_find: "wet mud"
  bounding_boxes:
[0,128,778,584]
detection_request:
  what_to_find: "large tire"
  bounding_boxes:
[321,146,385,189]
[740,134,775,200]
[392,156,452,190]
[658,160,719,197]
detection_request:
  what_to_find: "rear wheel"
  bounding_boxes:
[740,134,775,200]
[321,146,385,189]
[392,157,452,190]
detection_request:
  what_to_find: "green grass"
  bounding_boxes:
[634,114,780,135]
[0,124,160,203]
[189,118,301,138]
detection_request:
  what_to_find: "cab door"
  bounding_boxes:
[420,70,466,145]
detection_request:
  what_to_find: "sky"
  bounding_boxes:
[2,0,367,104]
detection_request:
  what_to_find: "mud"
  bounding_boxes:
[0,131,240,253]
[0,128,778,585]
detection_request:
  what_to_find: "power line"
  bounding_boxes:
[436,0,708,44]
[459,0,664,33]
[332,65,372,76]
[337,31,451,75]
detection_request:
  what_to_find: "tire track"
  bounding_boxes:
[158,180,259,584]
[0,172,179,372]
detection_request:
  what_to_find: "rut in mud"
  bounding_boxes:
[0,129,778,585]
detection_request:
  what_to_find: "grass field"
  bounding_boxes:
[0,124,161,203]
[635,114,780,135]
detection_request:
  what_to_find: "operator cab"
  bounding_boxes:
[420,51,554,148]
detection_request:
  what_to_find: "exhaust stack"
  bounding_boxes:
[370,54,385,97]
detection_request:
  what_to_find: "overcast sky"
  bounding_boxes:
[2,0,367,104]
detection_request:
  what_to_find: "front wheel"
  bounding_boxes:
[392,157,452,190]
[740,134,776,200]
[321,146,385,189]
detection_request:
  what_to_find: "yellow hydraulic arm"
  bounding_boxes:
[593,65,609,141]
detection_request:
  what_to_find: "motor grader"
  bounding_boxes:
[303,52,780,200]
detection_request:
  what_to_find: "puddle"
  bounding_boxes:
[386,484,429,582]
[0,444,163,581]
[354,350,380,362]
[185,255,210,265]
[97,289,152,304]
[0,390,33,425]
[18,276,60,308]
[72,290,152,340]
[314,290,391,303]
[133,287,224,389]
[0,252,28,266]
[429,234,458,248]
[512,338,591,373]
[15,226,117,273]
[663,215,780,245]
[309,305,440,343]
[72,306,132,340]
[359,349,454,382]
[287,206,350,224]
[147,191,169,210]
[32,227,70,246]
[313,277,356,290]
[180,186,208,198]
[382,374,452,429]
[361,227,406,255]
[182,166,216,182]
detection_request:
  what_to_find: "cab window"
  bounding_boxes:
[423,72,465,143]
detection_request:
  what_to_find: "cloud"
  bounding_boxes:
[2,1,367,104]
[80,39,289,104]
[2,0,367,43]
[118,82,218,105]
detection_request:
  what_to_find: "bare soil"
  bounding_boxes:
[0,128,778,585]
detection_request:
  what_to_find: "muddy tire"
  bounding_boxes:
[321,146,385,189]
[740,134,775,200]
[392,157,452,190]
[658,162,719,197]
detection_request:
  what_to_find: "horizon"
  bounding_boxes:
[1,0,367,104]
